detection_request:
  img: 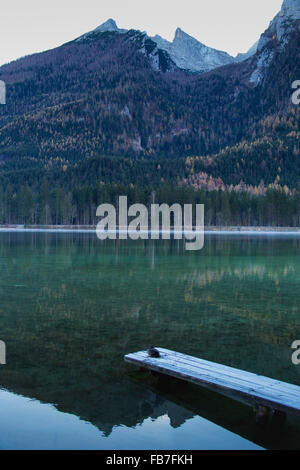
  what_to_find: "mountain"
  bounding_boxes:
[0,0,298,192]
[152,28,235,73]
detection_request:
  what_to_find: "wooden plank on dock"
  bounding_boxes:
[124,348,300,417]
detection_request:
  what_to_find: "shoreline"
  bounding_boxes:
[0,225,300,234]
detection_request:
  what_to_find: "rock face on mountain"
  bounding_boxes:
[250,0,300,84]
[152,28,235,73]
[260,0,300,47]
[128,30,178,73]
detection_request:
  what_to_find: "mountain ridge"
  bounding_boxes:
[0,0,298,193]
[75,18,258,73]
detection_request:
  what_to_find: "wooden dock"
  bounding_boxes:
[124,347,300,418]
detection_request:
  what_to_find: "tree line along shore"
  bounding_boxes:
[1,180,300,228]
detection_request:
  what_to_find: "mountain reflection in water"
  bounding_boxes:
[0,388,263,450]
[0,232,299,449]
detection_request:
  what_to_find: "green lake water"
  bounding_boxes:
[0,231,300,449]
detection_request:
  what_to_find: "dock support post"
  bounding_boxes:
[255,405,271,428]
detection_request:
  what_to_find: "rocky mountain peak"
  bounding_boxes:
[151,27,233,72]
[75,18,127,42]
[174,27,191,41]
[94,18,121,33]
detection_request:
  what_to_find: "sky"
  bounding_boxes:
[0,0,283,65]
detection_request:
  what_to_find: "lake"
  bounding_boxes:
[0,231,299,450]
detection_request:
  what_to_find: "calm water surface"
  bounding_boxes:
[0,232,300,449]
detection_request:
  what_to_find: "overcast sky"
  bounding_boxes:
[0,0,283,65]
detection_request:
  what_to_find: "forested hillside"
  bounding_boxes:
[0,9,299,226]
